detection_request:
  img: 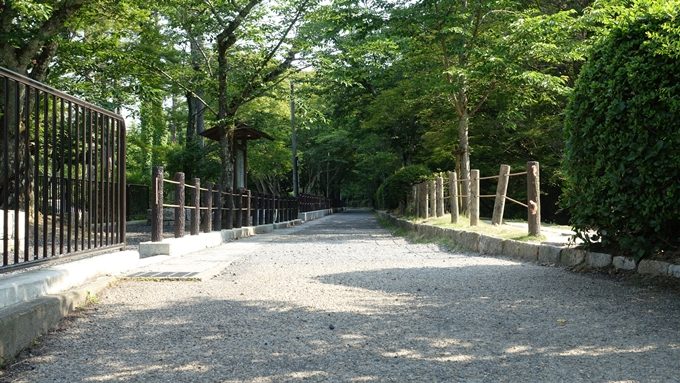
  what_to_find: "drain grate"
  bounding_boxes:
[126,271,200,279]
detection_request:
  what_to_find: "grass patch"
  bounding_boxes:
[412,214,547,242]
[376,214,463,252]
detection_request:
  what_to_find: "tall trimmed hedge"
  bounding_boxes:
[375,165,431,211]
[563,2,680,258]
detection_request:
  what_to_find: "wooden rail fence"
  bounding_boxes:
[150,166,333,242]
[410,161,540,236]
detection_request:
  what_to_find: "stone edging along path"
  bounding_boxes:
[376,211,680,280]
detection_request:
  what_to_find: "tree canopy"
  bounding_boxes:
[2,0,678,255]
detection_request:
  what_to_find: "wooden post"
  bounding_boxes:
[191,178,200,235]
[174,172,185,238]
[151,166,163,242]
[225,189,234,230]
[436,175,444,217]
[428,179,436,219]
[469,169,479,226]
[527,161,541,236]
[411,185,417,216]
[215,184,223,231]
[234,188,242,228]
[252,192,259,226]
[448,171,458,224]
[242,190,249,227]
[419,183,428,219]
[247,190,252,226]
[202,183,213,233]
[492,164,511,225]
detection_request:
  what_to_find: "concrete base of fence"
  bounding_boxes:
[139,217,308,258]
[0,249,144,366]
[0,210,340,366]
[0,250,139,310]
[274,219,302,229]
[376,211,680,282]
[299,209,334,222]
[0,275,114,367]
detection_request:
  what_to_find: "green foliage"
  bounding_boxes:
[563,0,680,258]
[375,165,431,210]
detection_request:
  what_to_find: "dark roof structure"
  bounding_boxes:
[199,122,274,142]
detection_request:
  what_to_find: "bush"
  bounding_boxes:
[375,165,431,211]
[562,2,680,258]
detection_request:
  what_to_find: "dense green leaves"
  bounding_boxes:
[563,0,680,257]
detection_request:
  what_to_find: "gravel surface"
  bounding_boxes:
[2,210,680,382]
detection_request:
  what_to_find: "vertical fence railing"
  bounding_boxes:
[152,168,348,241]
[0,67,126,271]
[408,162,540,236]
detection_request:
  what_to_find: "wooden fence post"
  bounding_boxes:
[202,182,213,233]
[419,183,428,219]
[527,161,541,236]
[234,189,242,228]
[174,172,185,238]
[215,184,223,231]
[191,178,200,235]
[448,171,458,224]
[492,164,511,225]
[411,185,417,216]
[225,189,234,230]
[436,175,444,217]
[428,179,436,219]
[247,190,252,226]
[470,169,480,226]
[242,190,249,227]
[151,166,163,242]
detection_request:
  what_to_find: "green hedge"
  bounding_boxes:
[375,165,431,211]
[562,2,680,258]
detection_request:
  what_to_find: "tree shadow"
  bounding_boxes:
[4,262,680,382]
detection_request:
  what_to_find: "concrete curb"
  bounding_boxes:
[376,211,678,280]
[0,209,334,366]
[139,216,309,258]
[0,275,114,366]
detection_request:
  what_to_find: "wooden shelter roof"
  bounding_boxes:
[199,122,274,142]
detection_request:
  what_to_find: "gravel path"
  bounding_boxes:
[2,210,680,382]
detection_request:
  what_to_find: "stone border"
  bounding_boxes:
[0,208,339,366]
[139,219,304,258]
[376,211,678,280]
[0,275,114,366]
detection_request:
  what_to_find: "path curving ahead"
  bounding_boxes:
[2,210,680,382]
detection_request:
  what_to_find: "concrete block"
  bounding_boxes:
[538,245,562,265]
[0,276,112,366]
[479,235,503,255]
[612,256,636,271]
[669,264,680,279]
[272,221,293,234]
[637,259,670,276]
[585,252,613,269]
[502,240,539,262]
[559,248,585,267]
[0,250,138,310]
[139,241,171,258]
[455,231,480,252]
[221,229,235,242]
[255,224,274,233]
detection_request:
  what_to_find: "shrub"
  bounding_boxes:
[375,165,431,211]
[562,1,680,258]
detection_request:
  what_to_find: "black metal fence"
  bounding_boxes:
[0,67,126,270]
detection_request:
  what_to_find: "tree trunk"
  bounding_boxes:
[457,97,471,215]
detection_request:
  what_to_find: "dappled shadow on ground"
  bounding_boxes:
[4,210,680,382]
[4,263,680,382]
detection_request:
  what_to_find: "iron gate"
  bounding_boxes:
[0,67,126,271]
